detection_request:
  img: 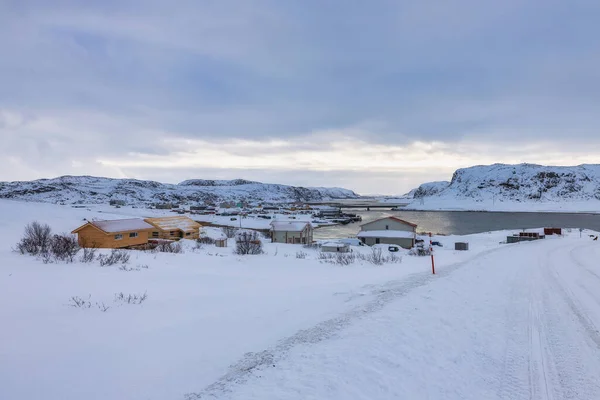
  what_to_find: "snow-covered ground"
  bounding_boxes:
[1,199,600,399]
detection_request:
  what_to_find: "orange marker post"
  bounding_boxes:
[429,232,435,275]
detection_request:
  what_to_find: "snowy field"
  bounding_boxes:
[1,199,600,399]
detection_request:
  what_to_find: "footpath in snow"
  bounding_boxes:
[192,236,600,400]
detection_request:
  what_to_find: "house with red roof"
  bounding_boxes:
[357,216,417,248]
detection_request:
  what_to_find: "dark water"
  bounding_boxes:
[314,210,600,239]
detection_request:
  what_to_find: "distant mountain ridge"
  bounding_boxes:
[405,163,600,206]
[0,175,359,205]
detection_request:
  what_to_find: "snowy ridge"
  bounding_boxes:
[406,163,600,211]
[0,175,359,205]
[405,181,450,199]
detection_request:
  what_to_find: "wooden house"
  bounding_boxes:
[144,216,202,240]
[71,218,154,248]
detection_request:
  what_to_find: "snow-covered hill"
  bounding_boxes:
[406,164,600,212]
[405,181,450,199]
[0,176,359,205]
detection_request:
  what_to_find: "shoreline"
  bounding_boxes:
[398,208,600,215]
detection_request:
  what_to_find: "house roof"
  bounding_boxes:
[360,216,418,228]
[321,241,350,247]
[144,216,202,232]
[270,221,312,232]
[357,230,416,239]
[72,218,154,234]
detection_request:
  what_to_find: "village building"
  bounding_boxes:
[320,241,351,253]
[357,216,417,249]
[144,216,202,240]
[270,221,314,244]
[71,218,154,248]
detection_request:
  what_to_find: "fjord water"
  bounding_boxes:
[314,210,600,239]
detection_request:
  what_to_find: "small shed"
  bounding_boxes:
[544,227,562,236]
[321,242,350,253]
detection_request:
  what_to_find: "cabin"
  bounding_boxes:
[144,216,202,240]
[71,218,154,248]
[321,242,350,253]
[270,221,314,244]
[357,216,417,249]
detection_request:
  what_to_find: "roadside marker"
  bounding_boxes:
[429,232,435,275]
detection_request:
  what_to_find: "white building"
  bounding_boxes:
[357,216,417,249]
[270,221,314,244]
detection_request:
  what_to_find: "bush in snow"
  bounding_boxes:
[356,248,402,265]
[80,246,97,263]
[155,241,183,253]
[114,291,148,305]
[295,250,307,259]
[235,231,263,255]
[49,234,80,263]
[197,237,216,245]
[222,226,238,239]
[98,249,131,266]
[318,251,356,265]
[16,221,52,255]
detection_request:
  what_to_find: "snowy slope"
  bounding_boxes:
[406,180,450,198]
[406,163,600,211]
[0,176,359,205]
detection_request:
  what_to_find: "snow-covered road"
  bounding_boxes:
[196,238,600,400]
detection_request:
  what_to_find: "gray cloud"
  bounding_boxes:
[1,0,599,193]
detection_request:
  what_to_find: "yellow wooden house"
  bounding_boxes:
[144,216,202,240]
[71,218,154,248]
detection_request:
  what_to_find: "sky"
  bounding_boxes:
[1,0,600,195]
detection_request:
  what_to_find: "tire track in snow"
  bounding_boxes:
[539,244,600,399]
[185,246,506,399]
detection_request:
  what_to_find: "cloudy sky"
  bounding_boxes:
[1,0,599,194]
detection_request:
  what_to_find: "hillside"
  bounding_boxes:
[0,176,359,205]
[406,164,600,212]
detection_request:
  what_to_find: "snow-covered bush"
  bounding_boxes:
[80,247,97,263]
[197,237,216,245]
[98,249,131,266]
[222,226,238,239]
[235,231,263,255]
[114,291,148,305]
[155,241,183,253]
[49,234,80,263]
[356,248,403,265]
[16,221,52,255]
[318,251,356,265]
[295,251,307,259]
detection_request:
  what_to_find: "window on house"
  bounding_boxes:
[129,232,138,238]
[385,225,389,230]
[170,231,176,236]
[114,234,123,240]
[186,232,191,236]
[152,232,159,238]
[375,238,380,244]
